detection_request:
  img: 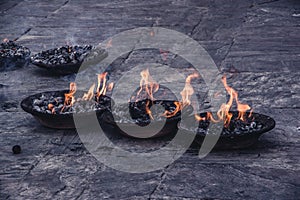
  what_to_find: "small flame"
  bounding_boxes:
[97,72,108,97]
[137,69,159,101]
[180,73,199,107]
[61,82,77,112]
[82,83,95,101]
[48,103,55,114]
[195,114,206,121]
[162,73,199,118]
[248,108,254,118]
[145,100,154,120]
[3,38,9,43]
[195,112,219,123]
[106,39,112,48]
[163,101,182,118]
[107,82,114,91]
[150,31,155,37]
[159,49,169,61]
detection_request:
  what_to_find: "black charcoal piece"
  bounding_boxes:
[12,145,21,154]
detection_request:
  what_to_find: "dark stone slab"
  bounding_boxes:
[0,0,299,199]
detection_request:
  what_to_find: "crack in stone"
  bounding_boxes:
[148,164,171,199]
[257,0,280,5]
[47,0,70,18]
[23,149,51,177]
[74,187,86,200]
[190,17,202,36]
[2,0,24,13]
[220,37,235,69]
[115,32,144,66]
[14,28,32,41]
[219,8,252,70]
[53,185,67,197]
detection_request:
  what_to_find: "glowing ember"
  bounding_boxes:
[47,103,55,114]
[3,38,9,43]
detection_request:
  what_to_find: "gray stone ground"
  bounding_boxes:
[1,0,300,199]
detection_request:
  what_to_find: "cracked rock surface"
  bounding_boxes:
[0,0,299,199]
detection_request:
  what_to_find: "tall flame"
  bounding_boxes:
[61,82,77,112]
[180,73,199,107]
[137,69,159,101]
[97,72,108,97]
[163,73,199,118]
[145,100,154,120]
[195,75,251,127]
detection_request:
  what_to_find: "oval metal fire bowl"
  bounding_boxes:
[194,111,276,149]
[21,90,112,129]
[31,46,107,75]
[98,100,182,138]
[32,62,84,75]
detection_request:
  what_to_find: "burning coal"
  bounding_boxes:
[195,75,252,128]
[32,72,114,114]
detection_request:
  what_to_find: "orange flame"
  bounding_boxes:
[3,38,9,43]
[48,103,55,114]
[145,100,154,120]
[97,72,108,97]
[108,82,114,91]
[221,75,250,124]
[195,75,251,127]
[61,82,77,112]
[137,69,159,101]
[106,39,112,48]
[162,73,199,118]
[180,73,199,107]
[195,114,206,121]
[82,83,95,101]
[163,101,182,118]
